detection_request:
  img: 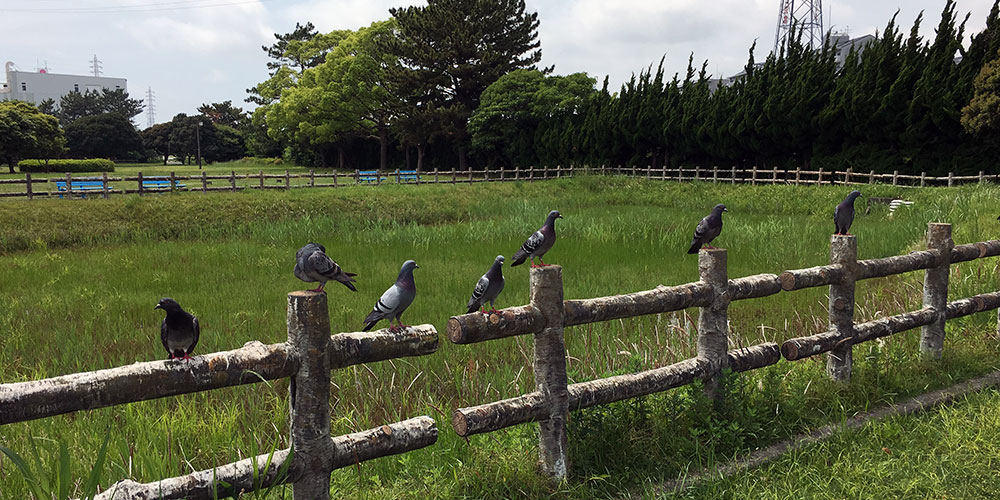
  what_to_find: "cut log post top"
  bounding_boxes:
[86,416,437,500]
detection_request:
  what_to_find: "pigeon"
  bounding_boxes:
[155,298,200,360]
[834,191,862,235]
[687,204,727,254]
[511,210,563,268]
[362,260,419,332]
[293,242,357,292]
[466,255,506,314]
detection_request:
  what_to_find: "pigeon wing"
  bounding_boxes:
[512,230,544,265]
[307,251,339,278]
[160,319,170,359]
[467,274,490,313]
[187,315,200,356]
[364,285,402,327]
[687,216,711,253]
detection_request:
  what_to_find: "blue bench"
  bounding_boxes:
[142,179,185,189]
[358,170,386,184]
[398,170,420,183]
[55,180,105,198]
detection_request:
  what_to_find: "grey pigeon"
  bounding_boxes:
[511,210,562,267]
[156,298,200,360]
[834,191,862,235]
[362,260,418,332]
[687,204,727,254]
[467,255,506,314]
[294,242,357,292]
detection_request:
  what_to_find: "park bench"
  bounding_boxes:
[358,170,386,184]
[142,179,186,190]
[398,170,420,183]
[55,180,105,198]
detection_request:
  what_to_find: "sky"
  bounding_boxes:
[0,0,994,128]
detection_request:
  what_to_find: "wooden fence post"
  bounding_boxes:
[101,172,109,199]
[920,172,926,187]
[65,173,73,199]
[468,167,474,184]
[713,166,718,183]
[827,235,857,382]
[286,291,333,499]
[920,223,953,360]
[137,171,144,196]
[646,165,651,180]
[452,168,457,184]
[730,167,736,184]
[395,168,401,184]
[201,171,207,193]
[529,266,568,481]
[434,168,439,183]
[333,171,338,188]
[170,171,176,193]
[697,248,729,399]
[309,169,315,187]
[285,169,291,190]
[979,170,985,184]
[893,170,899,185]
[947,172,954,187]
[259,170,265,189]
[230,171,237,191]
[845,167,852,184]
[868,170,875,185]
[25,173,33,200]
[772,168,778,183]
[817,168,823,185]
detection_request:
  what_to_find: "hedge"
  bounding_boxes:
[18,159,115,173]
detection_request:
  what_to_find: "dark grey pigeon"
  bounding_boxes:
[834,191,862,235]
[363,260,418,332]
[294,242,357,292]
[687,204,727,254]
[156,298,200,360]
[511,210,562,267]
[466,255,506,314]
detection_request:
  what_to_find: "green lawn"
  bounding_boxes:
[0,177,998,499]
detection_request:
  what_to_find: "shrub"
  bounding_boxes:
[18,159,115,173]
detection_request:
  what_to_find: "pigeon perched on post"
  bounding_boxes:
[293,242,357,292]
[155,298,200,360]
[834,191,863,235]
[466,255,506,314]
[511,210,562,268]
[687,204,727,254]
[362,260,418,332]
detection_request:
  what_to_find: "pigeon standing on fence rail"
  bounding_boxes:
[293,242,358,292]
[511,210,562,268]
[363,260,418,332]
[156,298,200,360]
[835,190,863,235]
[687,204,727,254]
[466,255,505,314]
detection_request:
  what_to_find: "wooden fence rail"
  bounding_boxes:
[3,164,997,200]
[447,223,1000,480]
[0,291,439,500]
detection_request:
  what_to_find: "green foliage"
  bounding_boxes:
[0,431,111,500]
[55,88,144,126]
[0,100,65,173]
[17,158,115,173]
[64,113,144,161]
[961,48,1000,141]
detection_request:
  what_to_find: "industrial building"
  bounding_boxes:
[0,61,127,105]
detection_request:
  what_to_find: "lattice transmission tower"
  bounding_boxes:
[145,87,156,128]
[774,0,824,54]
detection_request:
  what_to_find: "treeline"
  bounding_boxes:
[249,0,999,174]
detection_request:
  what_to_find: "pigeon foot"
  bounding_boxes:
[182,354,192,361]
[307,287,324,293]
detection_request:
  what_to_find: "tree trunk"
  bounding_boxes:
[379,127,389,171]
[162,154,168,165]
[405,145,411,171]
[319,148,329,169]
[337,147,345,169]
[457,142,468,171]
[417,144,425,172]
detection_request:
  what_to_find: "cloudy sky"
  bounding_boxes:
[0,0,993,128]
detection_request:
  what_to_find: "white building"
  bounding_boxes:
[0,61,128,105]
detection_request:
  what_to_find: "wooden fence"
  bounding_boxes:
[3,164,996,201]
[0,291,439,500]
[446,223,1000,480]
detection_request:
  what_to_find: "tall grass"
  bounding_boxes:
[0,177,998,498]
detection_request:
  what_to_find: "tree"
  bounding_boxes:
[0,100,64,173]
[197,100,247,128]
[386,0,544,169]
[141,122,173,164]
[54,88,144,125]
[961,48,1000,144]
[247,23,348,106]
[64,113,144,161]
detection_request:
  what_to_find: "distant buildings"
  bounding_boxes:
[0,61,128,106]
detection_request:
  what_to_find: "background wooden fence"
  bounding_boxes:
[2,164,997,201]
[0,291,439,500]
[446,223,1000,480]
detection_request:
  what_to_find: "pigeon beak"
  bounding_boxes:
[557,214,563,219]
[415,264,420,269]
[154,304,162,310]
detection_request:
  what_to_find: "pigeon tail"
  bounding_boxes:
[510,250,528,266]
[687,243,700,254]
[362,320,378,332]
[341,281,358,292]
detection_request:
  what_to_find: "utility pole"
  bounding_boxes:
[196,120,203,169]
[89,54,102,77]
[145,87,156,129]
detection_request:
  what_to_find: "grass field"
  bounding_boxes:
[1,176,999,499]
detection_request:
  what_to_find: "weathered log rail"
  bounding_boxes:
[610,164,1000,187]
[1,291,439,500]
[448,223,1000,480]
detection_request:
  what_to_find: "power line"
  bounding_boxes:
[0,0,276,14]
